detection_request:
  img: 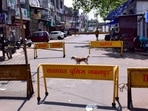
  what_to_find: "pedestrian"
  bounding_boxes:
[114,24,119,40]
[95,27,99,41]
[110,28,115,40]
[139,35,148,51]
[133,35,141,50]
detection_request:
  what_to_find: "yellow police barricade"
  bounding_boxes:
[0,64,34,99]
[34,42,65,59]
[37,63,119,107]
[127,68,148,109]
[89,41,123,56]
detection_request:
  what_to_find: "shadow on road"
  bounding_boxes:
[91,48,148,60]
[104,51,148,60]
[42,101,118,110]
[131,108,148,111]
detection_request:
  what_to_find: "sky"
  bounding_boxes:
[64,0,103,22]
[64,0,103,21]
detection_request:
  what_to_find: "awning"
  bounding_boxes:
[30,5,49,11]
[105,0,133,20]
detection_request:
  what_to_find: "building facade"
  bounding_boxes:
[0,0,90,41]
[0,0,66,40]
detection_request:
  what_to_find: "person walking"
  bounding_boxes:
[139,35,148,51]
[95,27,99,41]
[109,28,115,40]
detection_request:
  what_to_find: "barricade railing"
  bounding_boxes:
[37,63,119,107]
[127,68,148,109]
[34,42,65,59]
[89,41,123,56]
[0,64,34,99]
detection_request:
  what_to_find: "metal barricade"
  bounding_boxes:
[89,41,123,56]
[0,64,34,99]
[34,42,65,59]
[127,68,148,109]
[37,63,119,107]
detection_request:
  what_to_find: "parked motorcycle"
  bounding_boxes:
[16,37,32,49]
[0,38,16,59]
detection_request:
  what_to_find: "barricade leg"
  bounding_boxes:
[43,77,48,96]
[112,66,119,107]
[37,67,41,104]
[115,66,119,100]
[63,43,66,58]
[34,49,36,59]
[127,84,132,109]
[120,46,123,56]
[89,47,91,55]
[34,49,38,59]
[112,77,116,107]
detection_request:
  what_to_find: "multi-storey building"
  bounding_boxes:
[71,9,79,31]
[79,13,88,32]
[52,0,65,31]
[63,6,73,30]
[0,0,66,40]
[0,0,83,41]
[29,0,50,33]
[0,0,8,37]
[4,0,30,40]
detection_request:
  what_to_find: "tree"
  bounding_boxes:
[72,0,127,20]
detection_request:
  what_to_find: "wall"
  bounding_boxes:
[118,15,137,49]
[137,1,148,37]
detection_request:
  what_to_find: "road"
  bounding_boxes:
[0,34,148,111]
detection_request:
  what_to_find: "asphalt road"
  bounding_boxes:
[0,34,148,111]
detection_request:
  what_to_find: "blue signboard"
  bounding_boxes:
[145,11,148,22]
[0,13,6,24]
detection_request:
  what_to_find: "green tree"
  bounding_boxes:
[72,0,127,20]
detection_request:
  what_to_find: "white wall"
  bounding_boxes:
[137,1,148,37]
[136,1,148,14]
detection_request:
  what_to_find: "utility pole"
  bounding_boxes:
[0,0,5,60]
[72,10,77,36]
[17,0,28,64]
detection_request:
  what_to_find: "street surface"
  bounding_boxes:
[0,34,148,111]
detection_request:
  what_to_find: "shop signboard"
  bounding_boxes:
[0,13,6,24]
[145,11,148,22]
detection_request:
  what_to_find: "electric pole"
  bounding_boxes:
[0,0,5,60]
[17,0,28,64]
